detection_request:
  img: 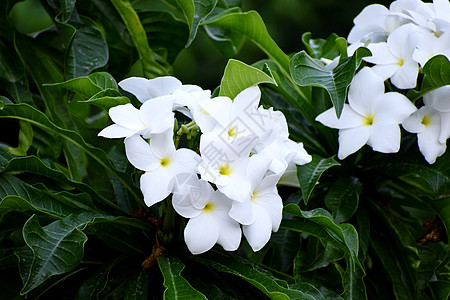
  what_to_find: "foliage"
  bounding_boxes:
[0,0,449,299]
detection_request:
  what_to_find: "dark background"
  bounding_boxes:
[173,0,393,90]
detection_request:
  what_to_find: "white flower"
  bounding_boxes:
[364,24,422,89]
[402,105,447,163]
[316,67,417,159]
[413,31,450,67]
[228,155,283,251]
[171,174,241,254]
[347,4,392,44]
[119,76,183,103]
[98,96,174,139]
[124,132,200,207]
[198,133,253,202]
[423,85,450,143]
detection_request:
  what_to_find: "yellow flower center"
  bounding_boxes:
[200,107,210,115]
[362,114,375,126]
[421,114,431,127]
[251,190,258,203]
[160,157,171,167]
[203,202,214,213]
[397,58,404,66]
[219,164,233,176]
[228,126,237,137]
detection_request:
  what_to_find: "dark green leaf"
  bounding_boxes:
[202,10,290,73]
[325,177,362,223]
[175,0,218,46]
[6,120,33,156]
[290,47,371,118]
[0,103,143,203]
[297,155,340,204]
[17,214,91,294]
[219,59,276,99]
[343,254,366,300]
[83,89,130,110]
[301,32,340,60]
[158,256,207,300]
[75,257,122,300]
[124,270,149,300]
[194,252,315,299]
[66,16,109,79]
[0,37,24,82]
[407,55,450,101]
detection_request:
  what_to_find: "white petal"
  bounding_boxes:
[417,124,447,164]
[229,199,255,225]
[402,111,426,133]
[200,96,232,129]
[109,104,145,131]
[347,4,389,44]
[169,148,201,175]
[246,154,271,190]
[139,96,175,134]
[286,140,312,165]
[149,131,176,159]
[390,60,419,89]
[424,85,450,112]
[348,68,385,115]
[119,77,154,102]
[254,193,283,231]
[243,205,273,252]
[140,170,173,207]
[144,77,182,99]
[218,173,251,202]
[124,135,159,171]
[184,214,219,254]
[337,127,370,159]
[374,92,417,124]
[172,175,210,218]
[365,42,399,65]
[316,105,363,129]
[439,112,450,143]
[98,124,136,138]
[370,64,399,81]
[367,123,401,153]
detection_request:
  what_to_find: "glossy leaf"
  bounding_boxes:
[124,270,150,300]
[195,252,316,299]
[83,89,130,110]
[175,0,218,46]
[283,204,360,269]
[0,103,142,203]
[325,177,362,223]
[219,59,276,99]
[407,55,450,101]
[202,10,291,73]
[158,256,207,300]
[297,155,340,204]
[301,32,340,60]
[17,214,91,294]
[290,47,371,118]
[0,37,24,82]
[66,16,109,79]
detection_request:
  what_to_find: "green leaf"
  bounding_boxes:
[194,252,315,299]
[110,0,171,77]
[343,254,367,300]
[66,16,109,79]
[75,258,122,300]
[0,103,142,204]
[158,256,207,300]
[283,204,360,270]
[301,32,340,60]
[175,0,218,46]
[59,0,77,22]
[6,120,33,156]
[219,59,276,99]
[202,10,291,73]
[325,177,362,223]
[297,155,340,204]
[82,89,130,110]
[429,281,450,300]
[290,47,371,118]
[0,37,24,82]
[139,11,189,64]
[407,55,450,101]
[17,214,91,294]
[124,270,149,300]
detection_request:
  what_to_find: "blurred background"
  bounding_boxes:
[173,0,393,90]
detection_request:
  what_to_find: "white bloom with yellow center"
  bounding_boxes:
[171,174,241,255]
[316,67,417,159]
[124,131,200,207]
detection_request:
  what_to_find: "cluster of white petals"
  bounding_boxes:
[99,76,312,254]
[317,0,450,163]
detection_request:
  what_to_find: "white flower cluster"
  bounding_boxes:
[99,77,312,254]
[317,0,450,163]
